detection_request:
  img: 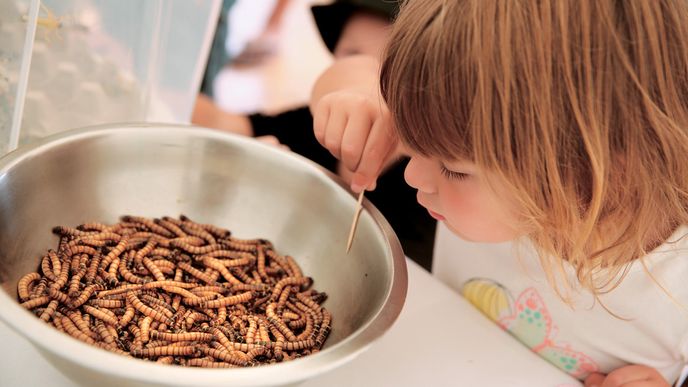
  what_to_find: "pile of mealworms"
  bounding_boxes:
[16,215,332,367]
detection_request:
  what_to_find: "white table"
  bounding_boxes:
[1,259,581,387]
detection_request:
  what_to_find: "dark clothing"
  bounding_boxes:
[311,0,400,53]
[250,108,436,271]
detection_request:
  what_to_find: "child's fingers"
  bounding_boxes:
[601,365,668,387]
[340,111,373,172]
[323,108,348,159]
[585,365,669,387]
[584,372,606,387]
[351,116,397,192]
[312,102,330,146]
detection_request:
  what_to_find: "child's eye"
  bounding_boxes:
[440,165,470,180]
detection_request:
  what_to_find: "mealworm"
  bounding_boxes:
[132,345,196,358]
[185,358,235,368]
[88,298,124,308]
[277,286,292,310]
[48,287,70,304]
[18,273,41,301]
[201,257,242,285]
[41,255,58,282]
[266,303,297,342]
[283,339,314,351]
[65,310,97,340]
[282,311,299,321]
[171,240,222,255]
[267,323,286,361]
[84,253,102,284]
[201,250,254,260]
[142,257,165,281]
[139,316,152,343]
[139,295,174,317]
[83,305,119,326]
[230,267,254,285]
[201,291,252,309]
[52,313,66,333]
[257,317,271,343]
[133,239,158,266]
[160,286,196,300]
[178,215,230,239]
[99,237,128,270]
[66,245,99,258]
[103,257,120,286]
[180,221,216,245]
[78,222,110,232]
[198,347,247,366]
[151,259,175,272]
[53,226,93,237]
[204,268,221,283]
[61,316,95,344]
[288,317,306,330]
[94,320,116,344]
[315,309,332,348]
[39,300,59,322]
[265,250,294,277]
[296,292,323,312]
[154,219,187,238]
[220,240,256,253]
[126,292,172,325]
[118,299,136,327]
[245,316,258,345]
[150,331,213,342]
[177,262,216,284]
[271,277,312,300]
[22,296,51,309]
[118,251,148,285]
[296,311,314,341]
[71,284,101,308]
[211,306,227,326]
[121,216,175,238]
[68,238,108,248]
[246,345,267,362]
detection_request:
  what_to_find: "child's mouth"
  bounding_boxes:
[427,209,445,221]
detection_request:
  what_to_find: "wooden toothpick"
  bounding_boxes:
[346,190,365,253]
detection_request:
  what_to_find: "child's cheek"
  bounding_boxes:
[440,183,518,242]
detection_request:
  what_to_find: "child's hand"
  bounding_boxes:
[312,89,398,193]
[583,365,669,387]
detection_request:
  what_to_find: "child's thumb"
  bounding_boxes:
[351,174,376,193]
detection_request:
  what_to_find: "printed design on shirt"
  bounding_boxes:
[461,278,513,321]
[462,280,599,378]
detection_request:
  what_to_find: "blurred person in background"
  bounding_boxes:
[192,0,437,270]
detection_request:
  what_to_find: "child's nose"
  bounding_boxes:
[404,156,437,194]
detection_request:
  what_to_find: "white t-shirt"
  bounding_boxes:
[433,223,688,384]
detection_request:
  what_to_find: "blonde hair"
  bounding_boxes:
[381,0,688,299]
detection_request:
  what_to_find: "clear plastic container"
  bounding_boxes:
[0,0,220,154]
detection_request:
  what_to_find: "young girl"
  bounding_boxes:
[311,0,688,385]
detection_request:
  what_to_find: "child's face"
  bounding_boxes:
[404,153,522,243]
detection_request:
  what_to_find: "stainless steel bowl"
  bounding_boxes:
[0,123,407,387]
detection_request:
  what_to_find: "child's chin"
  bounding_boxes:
[445,222,517,244]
